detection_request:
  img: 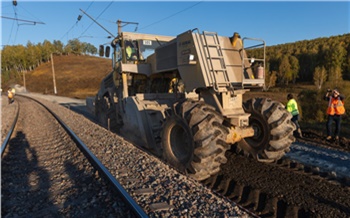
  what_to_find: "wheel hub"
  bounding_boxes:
[169,124,192,163]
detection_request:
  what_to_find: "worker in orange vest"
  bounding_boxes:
[324,88,345,142]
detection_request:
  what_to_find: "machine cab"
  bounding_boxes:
[124,39,164,62]
[99,32,174,66]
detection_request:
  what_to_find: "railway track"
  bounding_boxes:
[2,94,349,217]
[1,95,247,217]
[1,96,145,217]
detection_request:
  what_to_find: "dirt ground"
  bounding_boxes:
[297,129,350,152]
[21,55,111,99]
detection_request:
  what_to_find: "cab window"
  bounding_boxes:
[138,40,168,60]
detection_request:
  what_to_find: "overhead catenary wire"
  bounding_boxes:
[69,1,202,48]
[3,1,46,45]
[5,5,16,45]
[99,1,202,33]
[8,3,18,45]
[78,1,114,39]
[138,1,203,31]
[3,1,202,46]
[60,1,95,41]
[65,1,200,45]
[79,9,115,38]
[17,4,45,24]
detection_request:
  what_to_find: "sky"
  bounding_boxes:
[1,1,349,49]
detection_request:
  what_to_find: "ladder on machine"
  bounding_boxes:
[201,31,232,92]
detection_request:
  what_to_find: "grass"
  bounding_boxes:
[11,54,111,99]
[245,84,350,139]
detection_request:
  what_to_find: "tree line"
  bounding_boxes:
[1,39,97,83]
[248,33,350,123]
[249,33,350,90]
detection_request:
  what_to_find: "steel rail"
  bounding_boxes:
[19,95,148,218]
[1,102,20,157]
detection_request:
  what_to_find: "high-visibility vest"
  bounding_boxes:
[327,97,345,115]
[286,99,299,116]
[126,46,132,58]
[8,91,13,99]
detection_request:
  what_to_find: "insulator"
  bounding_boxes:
[77,15,82,21]
[13,0,17,6]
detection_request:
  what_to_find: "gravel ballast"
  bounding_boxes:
[1,94,250,217]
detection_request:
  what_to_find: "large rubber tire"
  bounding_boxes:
[161,101,230,181]
[240,98,296,162]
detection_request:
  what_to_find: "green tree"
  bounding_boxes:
[1,46,14,83]
[344,54,350,80]
[328,65,343,88]
[1,45,26,83]
[26,42,40,71]
[66,38,83,54]
[53,40,64,54]
[81,42,97,55]
[41,40,53,62]
[86,43,97,55]
[1,46,12,72]
[289,55,299,84]
[325,43,346,78]
[278,55,291,85]
[1,38,99,86]
[64,44,72,54]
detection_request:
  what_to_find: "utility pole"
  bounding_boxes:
[117,19,138,35]
[51,53,57,95]
[118,20,121,35]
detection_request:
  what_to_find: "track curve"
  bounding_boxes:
[2,96,137,217]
